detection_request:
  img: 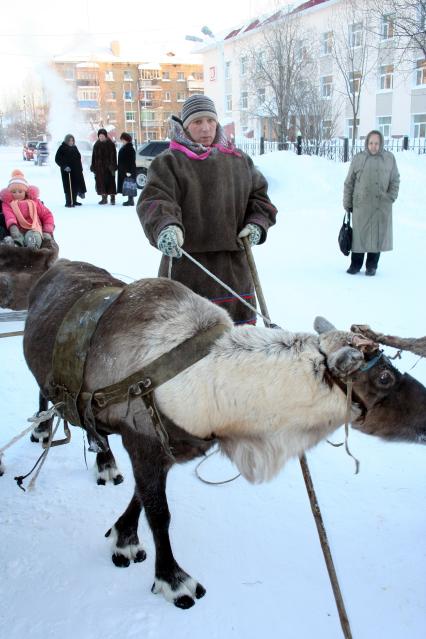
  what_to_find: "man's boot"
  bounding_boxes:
[123,197,134,206]
[98,195,107,205]
[110,195,115,205]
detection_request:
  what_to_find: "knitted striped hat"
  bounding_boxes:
[8,169,29,191]
[181,94,218,129]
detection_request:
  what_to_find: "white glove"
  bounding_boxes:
[157,225,184,258]
[238,223,262,247]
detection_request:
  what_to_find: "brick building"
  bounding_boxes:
[52,41,203,144]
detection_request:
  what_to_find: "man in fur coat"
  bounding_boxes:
[137,95,277,324]
[90,129,117,205]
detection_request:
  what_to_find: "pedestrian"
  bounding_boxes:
[90,128,117,205]
[343,129,400,276]
[54,134,87,207]
[0,170,55,248]
[117,132,136,206]
[137,94,277,324]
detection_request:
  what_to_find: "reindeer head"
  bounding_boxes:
[314,317,426,445]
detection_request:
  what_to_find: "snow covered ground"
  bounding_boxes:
[0,145,425,639]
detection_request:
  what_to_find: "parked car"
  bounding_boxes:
[23,140,38,161]
[135,140,169,188]
[33,142,49,166]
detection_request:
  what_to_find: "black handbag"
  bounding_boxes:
[338,211,352,256]
[122,177,137,197]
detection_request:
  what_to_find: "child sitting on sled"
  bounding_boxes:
[0,170,55,248]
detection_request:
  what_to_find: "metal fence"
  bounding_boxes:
[234,135,426,162]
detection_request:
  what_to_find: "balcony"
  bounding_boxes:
[138,80,161,89]
[77,100,99,109]
[76,79,99,87]
[187,79,203,91]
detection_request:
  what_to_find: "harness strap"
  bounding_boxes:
[92,322,229,412]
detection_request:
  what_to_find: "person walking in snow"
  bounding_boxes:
[136,94,277,324]
[90,128,117,205]
[343,129,400,276]
[117,132,136,206]
[55,134,87,207]
[0,170,55,248]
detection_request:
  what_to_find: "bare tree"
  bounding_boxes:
[369,0,426,59]
[241,7,316,147]
[329,0,378,145]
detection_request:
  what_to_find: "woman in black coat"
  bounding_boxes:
[117,132,137,206]
[90,128,117,205]
[55,134,87,207]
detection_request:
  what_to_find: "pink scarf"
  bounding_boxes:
[10,199,42,234]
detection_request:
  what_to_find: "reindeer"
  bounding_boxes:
[23,259,426,609]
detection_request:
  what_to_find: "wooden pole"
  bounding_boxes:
[242,236,353,639]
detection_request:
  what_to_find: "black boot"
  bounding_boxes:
[98,195,107,205]
[110,195,115,205]
[122,197,134,206]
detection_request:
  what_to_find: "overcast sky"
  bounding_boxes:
[0,0,290,102]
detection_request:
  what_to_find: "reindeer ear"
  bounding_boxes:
[314,316,336,334]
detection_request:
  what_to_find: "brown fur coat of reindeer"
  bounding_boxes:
[23,259,426,609]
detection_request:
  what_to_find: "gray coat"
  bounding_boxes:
[343,136,400,252]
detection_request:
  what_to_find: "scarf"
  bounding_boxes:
[10,199,42,235]
[168,117,242,160]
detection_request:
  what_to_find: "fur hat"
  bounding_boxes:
[97,128,108,137]
[8,169,29,191]
[181,94,218,129]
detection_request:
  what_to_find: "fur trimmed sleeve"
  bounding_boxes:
[36,200,55,234]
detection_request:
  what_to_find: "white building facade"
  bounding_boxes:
[196,0,426,143]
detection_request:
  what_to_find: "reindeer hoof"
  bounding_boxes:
[174,595,195,609]
[195,583,206,599]
[112,553,130,568]
[134,549,147,563]
[97,477,106,486]
[113,474,124,485]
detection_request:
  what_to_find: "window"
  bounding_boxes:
[176,91,186,101]
[347,118,360,140]
[349,71,361,94]
[123,90,133,101]
[349,22,362,48]
[226,94,232,111]
[162,71,170,81]
[140,69,160,80]
[256,51,265,71]
[377,116,392,138]
[413,113,426,138]
[241,91,248,109]
[164,91,171,101]
[240,56,248,77]
[105,70,114,81]
[123,70,133,81]
[257,88,265,105]
[379,64,394,90]
[225,61,232,80]
[415,59,426,86]
[125,111,136,122]
[106,91,116,101]
[141,110,156,122]
[63,67,75,80]
[295,39,307,60]
[381,14,394,39]
[177,72,185,81]
[320,75,333,98]
[322,31,333,55]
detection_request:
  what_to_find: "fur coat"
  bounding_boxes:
[90,138,117,195]
[117,142,136,193]
[137,120,277,324]
[55,143,87,200]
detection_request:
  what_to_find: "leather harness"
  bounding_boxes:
[49,285,229,453]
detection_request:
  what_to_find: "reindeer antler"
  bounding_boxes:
[351,324,426,358]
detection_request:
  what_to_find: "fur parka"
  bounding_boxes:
[90,138,117,195]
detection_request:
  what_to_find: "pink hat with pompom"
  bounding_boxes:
[8,169,29,191]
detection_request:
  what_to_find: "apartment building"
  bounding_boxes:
[196,0,426,142]
[53,42,203,143]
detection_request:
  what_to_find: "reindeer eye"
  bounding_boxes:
[377,370,395,387]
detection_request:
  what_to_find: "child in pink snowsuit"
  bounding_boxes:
[0,169,55,248]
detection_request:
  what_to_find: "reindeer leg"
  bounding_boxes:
[30,391,52,444]
[95,431,123,485]
[105,491,146,567]
[121,427,206,609]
